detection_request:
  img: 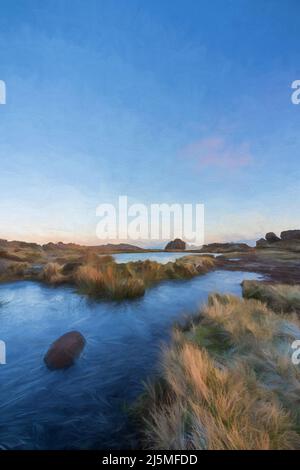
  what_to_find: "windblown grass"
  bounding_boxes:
[75,264,145,300]
[242,280,300,314]
[136,294,300,450]
[0,250,24,262]
[126,256,215,285]
[40,262,65,284]
[75,256,215,300]
[79,251,114,268]
[7,262,29,277]
[0,262,30,282]
[201,293,280,344]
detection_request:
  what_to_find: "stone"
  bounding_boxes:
[265,232,280,243]
[256,238,268,248]
[44,331,85,370]
[280,230,300,241]
[165,238,186,251]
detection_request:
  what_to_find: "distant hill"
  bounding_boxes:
[0,239,144,258]
[94,243,143,252]
[42,241,144,252]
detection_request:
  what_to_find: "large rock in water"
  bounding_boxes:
[165,238,186,251]
[280,230,300,241]
[265,232,280,243]
[44,331,85,370]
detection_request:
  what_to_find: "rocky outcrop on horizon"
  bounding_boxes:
[165,238,186,251]
[280,230,300,241]
[265,232,281,243]
[198,242,252,253]
[256,230,300,252]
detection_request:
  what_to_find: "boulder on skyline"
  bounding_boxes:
[165,238,186,251]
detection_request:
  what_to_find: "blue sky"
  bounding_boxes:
[0,0,299,246]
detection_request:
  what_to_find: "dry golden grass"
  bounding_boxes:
[0,244,45,263]
[126,256,215,285]
[0,261,30,281]
[41,262,65,284]
[75,265,104,292]
[123,260,163,288]
[75,255,215,300]
[75,264,145,300]
[8,262,29,277]
[202,293,280,344]
[137,294,300,450]
[79,251,114,268]
[169,255,215,279]
[0,250,24,262]
[242,280,300,314]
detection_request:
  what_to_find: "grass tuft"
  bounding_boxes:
[135,294,300,450]
[41,262,65,284]
[75,264,145,300]
[242,280,300,314]
[75,255,215,301]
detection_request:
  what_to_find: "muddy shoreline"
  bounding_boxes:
[216,250,300,283]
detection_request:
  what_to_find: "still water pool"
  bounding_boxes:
[112,251,220,264]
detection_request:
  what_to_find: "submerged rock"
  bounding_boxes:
[165,238,186,251]
[44,331,86,370]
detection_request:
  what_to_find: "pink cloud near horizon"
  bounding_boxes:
[180,136,253,170]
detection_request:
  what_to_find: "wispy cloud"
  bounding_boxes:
[180,136,253,169]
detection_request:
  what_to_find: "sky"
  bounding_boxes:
[0,0,300,246]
